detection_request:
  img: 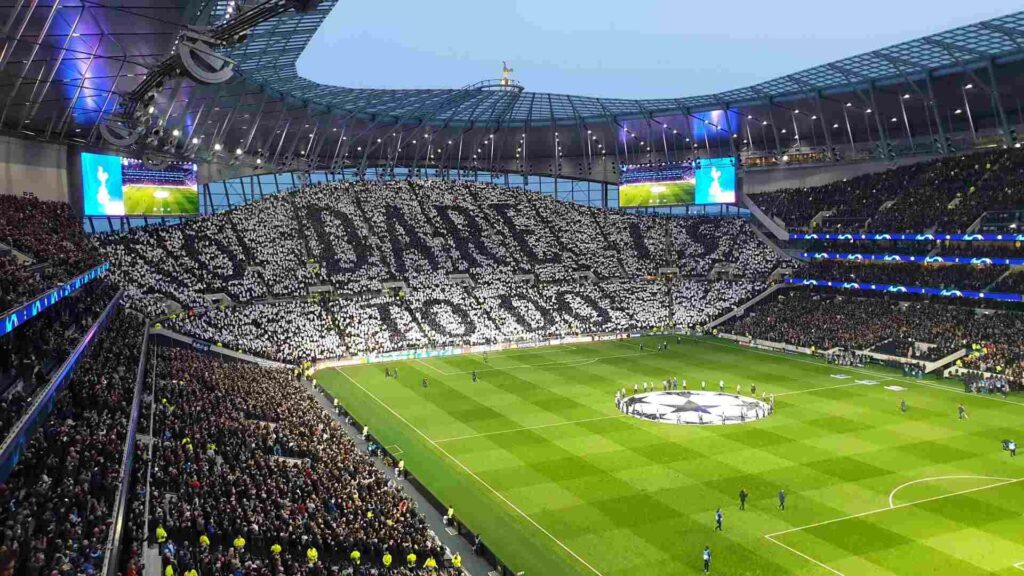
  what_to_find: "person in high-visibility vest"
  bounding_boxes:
[270,543,282,556]
[233,536,245,551]
[306,547,319,565]
[184,569,198,576]
[163,565,174,576]
[444,507,454,526]
[155,525,167,544]
[406,552,417,566]
[382,552,392,568]
[397,459,405,478]
[452,553,462,568]
[198,535,209,549]
[350,550,361,565]
[424,556,437,569]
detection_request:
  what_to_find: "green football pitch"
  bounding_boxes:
[123,184,199,215]
[316,336,1024,576]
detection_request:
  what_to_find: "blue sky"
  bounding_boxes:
[297,1,1018,99]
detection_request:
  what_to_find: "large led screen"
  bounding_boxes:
[694,157,737,204]
[81,152,199,216]
[619,158,736,207]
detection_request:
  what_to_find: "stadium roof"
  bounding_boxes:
[1,1,1023,181]
[228,4,1024,126]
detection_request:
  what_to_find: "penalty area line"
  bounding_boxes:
[767,476,1024,576]
[765,534,845,576]
[333,367,607,576]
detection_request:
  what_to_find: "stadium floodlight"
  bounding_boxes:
[172,129,181,137]
[256,158,262,164]
[148,106,155,114]
[213,143,222,151]
[955,109,963,115]
[235,148,243,155]
[903,93,911,99]
[964,83,973,89]
[191,137,199,145]
[865,108,872,114]
[833,123,840,128]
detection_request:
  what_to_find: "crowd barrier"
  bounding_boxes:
[0,289,122,480]
[313,332,642,371]
[0,261,110,337]
[317,385,514,576]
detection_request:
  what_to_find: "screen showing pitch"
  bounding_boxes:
[619,158,736,207]
[81,152,199,216]
[618,161,696,207]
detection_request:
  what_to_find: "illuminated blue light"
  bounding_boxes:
[1,262,110,338]
[801,253,1024,266]
[785,277,1023,302]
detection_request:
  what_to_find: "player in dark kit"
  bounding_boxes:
[778,489,786,510]
[422,378,428,388]
[714,508,723,531]
[702,546,711,574]
[738,488,748,510]
[900,399,907,413]
[471,370,478,383]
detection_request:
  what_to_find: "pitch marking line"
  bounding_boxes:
[1013,561,1024,571]
[433,414,628,443]
[683,336,1024,409]
[415,358,450,376]
[386,444,404,456]
[474,344,580,359]
[441,351,658,376]
[764,534,845,576]
[774,377,896,397]
[334,367,606,576]
[887,475,1015,509]
[766,476,1024,575]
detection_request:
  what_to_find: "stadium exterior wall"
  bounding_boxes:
[0,135,68,203]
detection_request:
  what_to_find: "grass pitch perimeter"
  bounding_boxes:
[317,336,1024,576]
[123,184,199,215]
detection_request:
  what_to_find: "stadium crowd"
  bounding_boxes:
[798,260,1007,291]
[144,348,459,575]
[727,289,1024,385]
[0,308,143,575]
[754,148,1024,233]
[0,195,101,311]
[99,180,783,311]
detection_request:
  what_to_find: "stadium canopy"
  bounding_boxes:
[2,1,1023,183]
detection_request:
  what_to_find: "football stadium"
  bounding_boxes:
[1,2,1024,576]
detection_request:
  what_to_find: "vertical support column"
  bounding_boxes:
[815,94,834,160]
[898,92,914,151]
[925,74,948,153]
[986,60,1013,145]
[868,84,889,158]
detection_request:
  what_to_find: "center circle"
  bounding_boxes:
[617,391,772,425]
